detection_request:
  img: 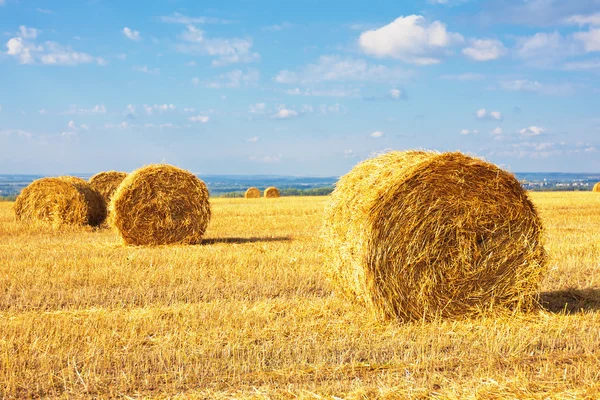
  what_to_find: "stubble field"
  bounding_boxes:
[1,193,600,399]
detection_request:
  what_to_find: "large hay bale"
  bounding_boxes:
[14,176,107,227]
[264,186,280,198]
[89,171,128,204]
[110,164,211,246]
[245,187,261,198]
[593,182,600,192]
[322,150,547,321]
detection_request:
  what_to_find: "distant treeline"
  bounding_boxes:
[0,196,17,202]
[218,187,335,198]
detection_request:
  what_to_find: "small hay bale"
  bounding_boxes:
[245,187,261,198]
[264,186,280,198]
[110,164,211,246]
[593,182,600,192]
[14,176,107,227]
[322,150,547,322]
[89,171,128,204]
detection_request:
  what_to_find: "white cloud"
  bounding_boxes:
[476,108,502,120]
[122,27,141,41]
[19,26,39,39]
[573,28,600,52]
[344,149,355,158]
[36,8,54,14]
[67,120,76,129]
[462,39,506,61]
[564,13,600,26]
[440,73,484,81]
[563,59,600,70]
[64,104,106,115]
[358,15,464,65]
[143,104,176,115]
[492,127,503,135]
[460,129,478,135]
[126,104,136,115]
[262,22,293,31]
[185,60,197,67]
[390,88,402,99]
[5,30,105,66]
[500,79,575,96]
[284,87,360,97]
[80,124,89,130]
[519,126,546,136]
[249,103,266,113]
[370,130,384,138]
[61,131,77,137]
[183,107,196,113]
[39,108,47,114]
[133,65,159,74]
[159,13,231,25]
[188,115,209,123]
[175,25,260,66]
[249,154,282,163]
[0,129,33,139]
[246,136,259,142]
[272,108,298,119]
[275,55,411,84]
[205,69,260,88]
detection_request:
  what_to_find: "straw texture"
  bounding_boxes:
[109,164,211,246]
[89,171,128,204]
[593,182,600,192]
[322,150,547,321]
[245,187,261,198]
[14,176,107,227]
[264,187,280,198]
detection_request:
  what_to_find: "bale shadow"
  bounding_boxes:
[540,288,600,314]
[201,236,292,245]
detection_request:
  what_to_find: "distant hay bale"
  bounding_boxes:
[593,182,600,192]
[14,176,107,227]
[264,187,280,198]
[89,171,128,204]
[245,187,261,198]
[109,164,211,246]
[322,150,547,322]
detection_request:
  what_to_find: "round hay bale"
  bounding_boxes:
[14,176,107,227]
[593,182,600,192]
[264,186,280,198]
[245,187,261,198]
[322,150,547,321]
[109,164,211,246]
[89,171,128,204]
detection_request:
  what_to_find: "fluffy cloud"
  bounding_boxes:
[159,13,231,25]
[188,115,209,123]
[358,15,464,65]
[67,120,76,129]
[143,104,176,115]
[519,126,546,136]
[133,65,159,74]
[275,55,411,84]
[370,131,384,138]
[272,108,298,119]
[563,13,600,26]
[462,39,506,61]
[175,25,259,66]
[5,27,105,66]
[246,136,259,142]
[64,104,106,115]
[440,73,484,81]
[460,129,479,135]
[390,88,402,99]
[492,127,503,135]
[500,79,575,96]
[122,27,141,41]
[204,69,260,88]
[476,108,503,120]
[249,103,266,113]
[573,28,600,52]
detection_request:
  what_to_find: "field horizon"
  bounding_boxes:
[2,193,600,398]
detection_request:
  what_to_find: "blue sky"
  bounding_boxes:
[1,0,599,175]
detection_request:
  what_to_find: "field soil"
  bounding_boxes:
[1,193,600,398]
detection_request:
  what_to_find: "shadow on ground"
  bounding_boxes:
[201,236,292,245]
[540,288,600,314]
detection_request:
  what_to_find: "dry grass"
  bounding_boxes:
[245,187,261,198]
[110,164,211,246]
[13,176,106,228]
[322,151,546,321]
[265,187,280,198]
[1,193,600,398]
[88,171,128,204]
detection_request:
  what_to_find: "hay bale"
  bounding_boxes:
[264,186,280,198]
[110,164,211,246]
[14,176,107,227]
[89,171,128,204]
[593,182,600,192]
[245,187,261,198]
[322,150,547,321]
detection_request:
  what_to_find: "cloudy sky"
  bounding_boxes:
[1,0,599,175]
